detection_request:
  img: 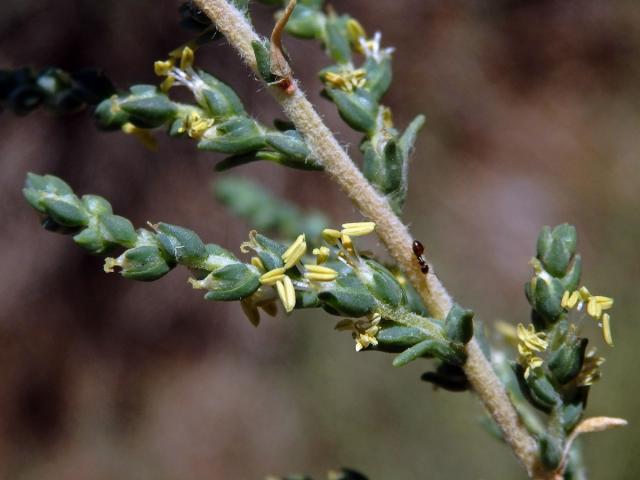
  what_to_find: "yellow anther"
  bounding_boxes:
[160,76,175,92]
[180,46,195,70]
[524,356,544,379]
[516,323,548,352]
[494,321,518,344]
[322,228,342,244]
[594,296,614,310]
[587,297,601,319]
[276,275,296,313]
[259,267,286,286]
[121,123,157,150]
[346,18,367,46]
[561,290,570,308]
[341,233,353,250]
[341,221,376,236]
[251,256,265,271]
[154,59,174,77]
[304,264,339,282]
[578,286,591,301]
[312,246,331,264]
[322,69,367,92]
[184,112,214,139]
[601,313,613,346]
[282,234,307,269]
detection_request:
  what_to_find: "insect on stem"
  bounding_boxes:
[412,240,429,274]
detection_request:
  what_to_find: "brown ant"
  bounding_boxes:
[412,240,429,274]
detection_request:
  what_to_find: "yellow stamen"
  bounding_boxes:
[121,123,157,150]
[282,234,306,269]
[304,263,339,281]
[594,296,614,310]
[276,275,296,313]
[341,221,376,236]
[341,233,353,251]
[184,112,214,139]
[602,313,613,346]
[517,323,548,352]
[154,59,174,77]
[587,297,600,318]
[322,228,342,244]
[180,46,195,70]
[312,246,331,264]
[561,290,570,308]
[251,256,265,271]
[259,267,286,285]
[346,18,366,47]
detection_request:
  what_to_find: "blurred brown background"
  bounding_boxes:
[1,1,639,478]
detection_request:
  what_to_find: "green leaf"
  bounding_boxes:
[119,92,177,128]
[548,337,587,385]
[155,222,208,267]
[198,117,265,155]
[99,214,137,248]
[117,245,174,281]
[40,197,88,227]
[318,274,375,317]
[361,259,405,307]
[325,88,377,133]
[203,263,261,301]
[251,40,276,83]
[198,71,246,118]
[324,16,352,64]
[363,56,392,101]
[444,303,474,345]
[286,4,324,39]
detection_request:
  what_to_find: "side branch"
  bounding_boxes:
[193,0,547,476]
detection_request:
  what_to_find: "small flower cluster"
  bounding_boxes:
[561,286,614,346]
[516,323,548,379]
[335,313,382,351]
[251,221,375,317]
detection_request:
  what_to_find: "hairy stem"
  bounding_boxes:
[193,0,549,477]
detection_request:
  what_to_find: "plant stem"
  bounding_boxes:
[193,0,549,477]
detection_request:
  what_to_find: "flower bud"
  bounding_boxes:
[155,222,208,268]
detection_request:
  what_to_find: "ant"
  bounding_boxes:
[412,240,429,274]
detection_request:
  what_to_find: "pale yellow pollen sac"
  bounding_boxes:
[180,46,195,70]
[251,256,265,271]
[341,233,353,251]
[154,59,174,77]
[587,297,602,319]
[275,275,296,313]
[524,356,544,380]
[341,221,376,237]
[594,296,614,310]
[561,290,581,309]
[187,277,207,290]
[578,286,591,301]
[346,18,367,47]
[282,234,307,269]
[121,123,157,150]
[322,69,367,92]
[601,313,613,347]
[303,264,339,282]
[312,246,331,264]
[336,314,381,351]
[322,228,342,244]
[184,112,214,139]
[160,76,175,92]
[259,267,286,286]
[516,323,548,352]
[494,320,518,344]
